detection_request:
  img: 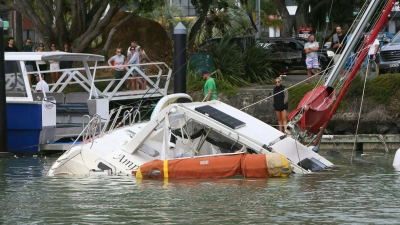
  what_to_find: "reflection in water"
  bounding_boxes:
[0,154,399,224]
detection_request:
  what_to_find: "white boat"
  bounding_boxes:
[47,93,333,176]
[5,52,171,154]
[48,0,395,178]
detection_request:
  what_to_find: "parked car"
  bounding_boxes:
[378,31,400,74]
[260,37,334,71]
[198,35,256,53]
[198,35,287,75]
[377,32,394,45]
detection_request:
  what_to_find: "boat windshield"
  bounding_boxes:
[5,61,27,97]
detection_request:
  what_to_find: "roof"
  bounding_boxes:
[5,52,105,61]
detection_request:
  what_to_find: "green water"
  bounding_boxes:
[0,152,399,224]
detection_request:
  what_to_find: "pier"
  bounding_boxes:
[319,134,399,154]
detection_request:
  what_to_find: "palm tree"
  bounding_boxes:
[141,1,187,39]
[195,5,255,46]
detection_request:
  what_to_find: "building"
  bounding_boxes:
[171,0,197,17]
[1,11,38,43]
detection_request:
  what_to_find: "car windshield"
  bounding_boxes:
[391,32,400,43]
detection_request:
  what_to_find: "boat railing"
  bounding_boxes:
[29,62,172,102]
[82,115,91,130]
[66,114,102,152]
[122,109,141,125]
[107,106,141,131]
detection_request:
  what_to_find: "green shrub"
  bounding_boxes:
[242,43,276,84]
[186,67,238,99]
[366,74,400,104]
[200,35,276,86]
[287,83,315,110]
[209,36,247,86]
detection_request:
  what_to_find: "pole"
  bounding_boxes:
[256,0,261,39]
[0,18,11,156]
[173,22,187,95]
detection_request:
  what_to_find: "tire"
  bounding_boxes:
[319,60,327,72]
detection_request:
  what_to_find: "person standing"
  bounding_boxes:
[367,38,380,77]
[273,77,288,133]
[36,43,47,73]
[127,41,139,56]
[35,74,49,93]
[60,42,73,70]
[139,48,151,90]
[332,26,346,64]
[23,38,35,87]
[4,37,18,74]
[127,40,147,59]
[4,37,18,52]
[304,35,319,83]
[108,48,126,91]
[332,26,347,76]
[49,43,61,83]
[201,69,217,101]
[127,46,140,91]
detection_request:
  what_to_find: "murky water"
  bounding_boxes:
[0,152,399,224]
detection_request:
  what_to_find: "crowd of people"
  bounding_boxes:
[4,38,154,94]
[4,37,75,92]
[108,41,152,91]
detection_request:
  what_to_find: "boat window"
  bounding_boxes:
[5,61,27,97]
[173,119,243,152]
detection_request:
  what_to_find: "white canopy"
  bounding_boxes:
[5,52,104,61]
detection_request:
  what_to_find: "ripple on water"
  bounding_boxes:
[0,155,400,224]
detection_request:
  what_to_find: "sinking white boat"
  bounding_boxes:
[48,93,333,176]
[48,0,397,178]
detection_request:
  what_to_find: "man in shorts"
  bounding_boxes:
[304,35,319,83]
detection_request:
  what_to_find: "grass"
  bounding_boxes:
[186,69,238,99]
[287,73,400,113]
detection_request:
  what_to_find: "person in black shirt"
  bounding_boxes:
[60,42,73,69]
[4,37,18,75]
[332,26,346,64]
[273,77,289,132]
[4,37,18,52]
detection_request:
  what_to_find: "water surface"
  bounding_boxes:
[0,152,399,224]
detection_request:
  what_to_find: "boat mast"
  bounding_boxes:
[313,0,396,146]
[324,0,381,86]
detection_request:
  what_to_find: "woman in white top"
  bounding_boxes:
[367,38,380,77]
[49,43,60,83]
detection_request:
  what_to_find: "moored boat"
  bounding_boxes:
[5,52,171,154]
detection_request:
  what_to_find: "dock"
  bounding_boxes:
[319,134,400,154]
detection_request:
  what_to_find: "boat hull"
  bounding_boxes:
[7,102,56,154]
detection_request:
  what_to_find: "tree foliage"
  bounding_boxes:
[0,0,163,53]
[188,0,229,50]
[272,0,365,37]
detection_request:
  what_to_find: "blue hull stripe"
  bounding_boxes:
[7,103,42,154]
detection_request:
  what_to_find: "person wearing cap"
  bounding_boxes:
[201,69,216,101]
[35,73,49,93]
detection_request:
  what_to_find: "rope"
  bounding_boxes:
[350,59,369,165]
[239,67,332,111]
